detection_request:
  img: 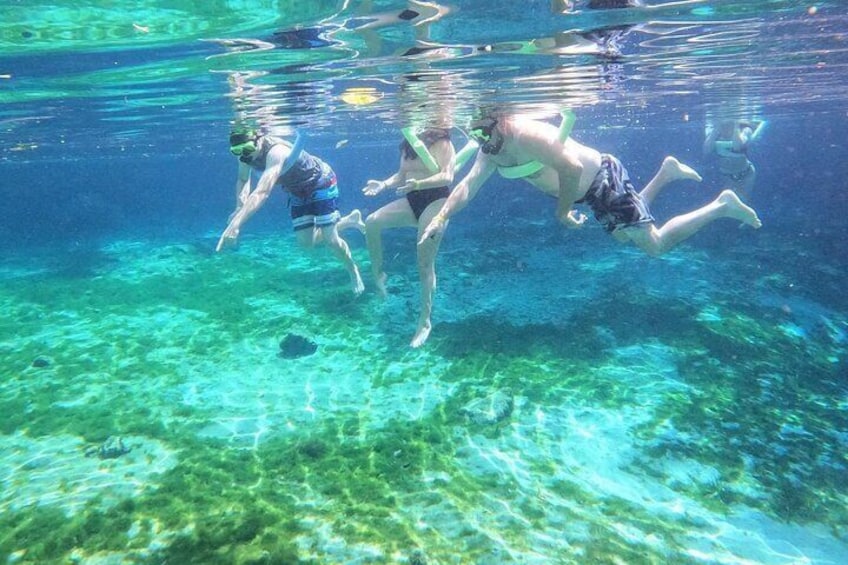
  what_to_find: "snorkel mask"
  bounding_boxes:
[469,118,503,155]
[229,131,257,163]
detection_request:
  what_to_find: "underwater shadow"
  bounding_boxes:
[48,245,117,279]
[432,284,702,361]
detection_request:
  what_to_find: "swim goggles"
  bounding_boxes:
[469,119,497,143]
[229,140,256,157]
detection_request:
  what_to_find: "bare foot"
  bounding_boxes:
[338,209,366,234]
[410,321,432,348]
[374,271,388,298]
[718,190,762,228]
[660,156,702,183]
[351,267,365,296]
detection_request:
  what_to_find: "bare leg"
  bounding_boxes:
[732,162,756,202]
[365,199,417,298]
[301,210,363,246]
[337,209,366,234]
[295,226,321,249]
[319,224,365,295]
[628,189,762,257]
[411,200,447,348]
[640,156,702,205]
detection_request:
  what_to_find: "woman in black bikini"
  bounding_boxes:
[361,128,455,348]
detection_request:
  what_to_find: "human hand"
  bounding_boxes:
[216,226,240,252]
[418,212,447,244]
[396,179,419,195]
[362,179,386,196]
[558,208,587,229]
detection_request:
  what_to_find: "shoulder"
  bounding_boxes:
[511,117,557,140]
[264,142,289,163]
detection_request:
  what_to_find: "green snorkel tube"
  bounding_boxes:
[558,108,577,142]
[498,109,576,179]
[401,126,440,173]
[452,137,479,174]
[750,120,767,142]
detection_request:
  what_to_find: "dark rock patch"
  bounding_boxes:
[31,356,51,368]
[279,333,318,359]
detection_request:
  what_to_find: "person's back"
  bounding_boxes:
[496,115,603,199]
[241,135,331,196]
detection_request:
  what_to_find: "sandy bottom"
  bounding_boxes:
[1,226,846,564]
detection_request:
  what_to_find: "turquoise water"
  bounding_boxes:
[1,1,848,564]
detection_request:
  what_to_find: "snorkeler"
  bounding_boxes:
[361,127,456,348]
[420,108,762,258]
[217,129,366,295]
[704,118,765,202]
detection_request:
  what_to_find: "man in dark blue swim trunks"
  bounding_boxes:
[361,127,455,347]
[422,108,762,257]
[217,129,366,295]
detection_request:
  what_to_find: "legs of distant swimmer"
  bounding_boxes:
[626,189,762,257]
[732,163,757,202]
[639,156,702,205]
[365,200,417,298]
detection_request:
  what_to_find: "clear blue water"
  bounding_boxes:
[1,1,847,564]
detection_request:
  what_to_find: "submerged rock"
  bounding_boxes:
[460,390,514,425]
[408,549,427,565]
[85,436,131,459]
[31,356,50,368]
[278,333,318,359]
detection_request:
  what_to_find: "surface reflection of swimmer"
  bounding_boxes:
[480,0,642,59]
[553,0,705,12]
[553,0,643,10]
[703,118,764,202]
[553,0,643,57]
[208,1,447,56]
[543,0,707,57]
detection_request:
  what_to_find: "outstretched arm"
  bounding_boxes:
[230,163,252,220]
[363,151,408,196]
[418,150,496,243]
[217,146,287,251]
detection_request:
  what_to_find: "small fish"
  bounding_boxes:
[335,139,348,149]
[0,74,11,79]
[9,143,38,152]
[132,23,149,33]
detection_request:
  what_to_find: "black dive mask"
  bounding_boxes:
[229,132,258,163]
[469,119,503,155]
